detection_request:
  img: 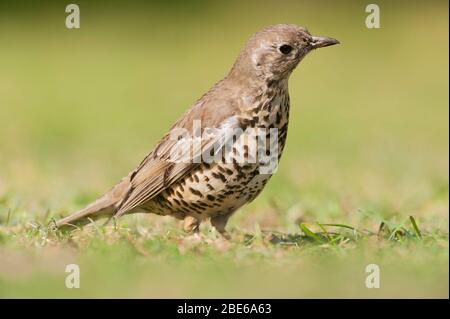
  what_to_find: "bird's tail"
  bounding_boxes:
[53,176,132,229]
[53,195,116,229]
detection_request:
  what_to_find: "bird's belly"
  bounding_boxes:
[155,167,270,220]
[146,125,286,219]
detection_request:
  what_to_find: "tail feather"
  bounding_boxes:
[54,175,132,229]
[54,196,116,228]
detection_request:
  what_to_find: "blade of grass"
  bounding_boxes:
[320,223,364,239]
[409,216,422,239]
[316,222,332,242]
[388,225,410,241]
[299,223,324,243]
[88,217,104,239]
[377,221,386,237]
[42,209,50,223]
[320,223,356,231]
[6,208,12,226]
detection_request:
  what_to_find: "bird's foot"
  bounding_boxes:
[216,230,231,240]
[183,216,200,233]
[210,213,232,240]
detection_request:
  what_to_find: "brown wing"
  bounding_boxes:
[114,98,243,217]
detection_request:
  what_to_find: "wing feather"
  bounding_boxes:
[114,115,242,216]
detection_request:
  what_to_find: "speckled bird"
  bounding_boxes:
[55,24,339,238]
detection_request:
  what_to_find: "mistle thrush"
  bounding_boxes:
[54,24,339,238]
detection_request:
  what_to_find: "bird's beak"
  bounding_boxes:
[310,35,340,49]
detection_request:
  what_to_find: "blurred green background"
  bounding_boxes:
[0,0,448,298]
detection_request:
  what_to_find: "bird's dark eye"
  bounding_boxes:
[279,44,293,54]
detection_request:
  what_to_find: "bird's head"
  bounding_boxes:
[230,24,339,83]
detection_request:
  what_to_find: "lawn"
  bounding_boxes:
[0,0,448,298]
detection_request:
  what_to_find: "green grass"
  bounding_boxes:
[0,213,448,298]
[0,0,448,298]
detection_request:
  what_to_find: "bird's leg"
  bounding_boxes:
[183,215,200,234]
[210,213,232,240]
